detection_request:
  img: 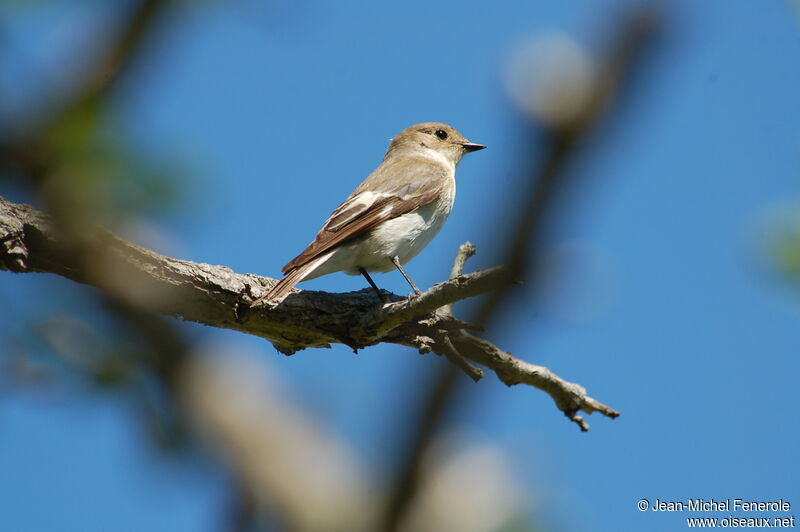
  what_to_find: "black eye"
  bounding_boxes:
[435,129,448,140]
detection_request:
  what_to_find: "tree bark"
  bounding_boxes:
[0,195,619,430]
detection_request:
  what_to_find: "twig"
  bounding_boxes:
[449,242,477,279]
[444,242,478,315]
[451,332,619,431]
[437,333,484,382]
[355,265,507,340]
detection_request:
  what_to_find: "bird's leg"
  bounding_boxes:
[359,267,388,303]
[391,255,421,295]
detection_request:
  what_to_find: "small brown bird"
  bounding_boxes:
[252,122,485,306]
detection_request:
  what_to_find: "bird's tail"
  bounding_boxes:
[250,255,327,307]
[251,266,307,307]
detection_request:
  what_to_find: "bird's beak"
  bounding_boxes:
[461,142,486,152]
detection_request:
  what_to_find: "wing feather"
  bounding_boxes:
[281,167,446,273]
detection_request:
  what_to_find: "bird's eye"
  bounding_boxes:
[435,129,448,140]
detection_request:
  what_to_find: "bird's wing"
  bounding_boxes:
[281,171,446,273]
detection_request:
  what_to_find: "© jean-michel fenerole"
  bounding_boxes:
[251,122,486,307]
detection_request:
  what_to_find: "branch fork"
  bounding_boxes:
[0,196,619,431]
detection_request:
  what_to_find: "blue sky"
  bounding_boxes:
[1,1,799,531]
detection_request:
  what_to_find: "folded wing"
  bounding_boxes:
[282,171,446,273]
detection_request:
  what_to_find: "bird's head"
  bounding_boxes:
[386,122,486,167]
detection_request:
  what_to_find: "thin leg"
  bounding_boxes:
[359,267,388,303]
[391,256,421,295]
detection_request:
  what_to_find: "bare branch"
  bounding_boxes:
[437,334,484,382]
[449,241,477,279]
[451,332,619,431]
[355,265,508,340]
[0,194,618,429]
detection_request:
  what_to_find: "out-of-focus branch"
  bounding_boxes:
[1,0,259,525]
[2,0,171,185]
[380,7,660,531]
[478,8,659,324]
[0,194,618,429]
[1,0,186,438]
[42,0,169,133]
[180,349,375,532]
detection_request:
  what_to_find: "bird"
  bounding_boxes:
[251,122,485,306]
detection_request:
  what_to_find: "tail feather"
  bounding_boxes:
[251,266,307,307]
[251,254,328,307]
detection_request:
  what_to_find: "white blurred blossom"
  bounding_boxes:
[505,33,599,128]
[399,432,529,532]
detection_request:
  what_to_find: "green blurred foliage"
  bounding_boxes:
[42,105,185,229]
[3,309,191,452]
[0,0,194,457]
[772,220,800,283]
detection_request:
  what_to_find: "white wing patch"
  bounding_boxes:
[325,191,384,232]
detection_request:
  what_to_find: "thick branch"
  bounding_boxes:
[0,195,618,429]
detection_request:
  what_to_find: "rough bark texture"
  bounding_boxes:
[0,195,619,430]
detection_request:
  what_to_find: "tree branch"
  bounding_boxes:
[355,264,508,339]
[450,332,619,431]
[0,195,618,429]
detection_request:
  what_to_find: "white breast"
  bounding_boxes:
[368,178,455,271]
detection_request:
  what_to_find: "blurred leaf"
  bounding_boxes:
[759,201,800,287]
[40,104,187,230]
[3,310,192,453]
[773,225,800,282]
